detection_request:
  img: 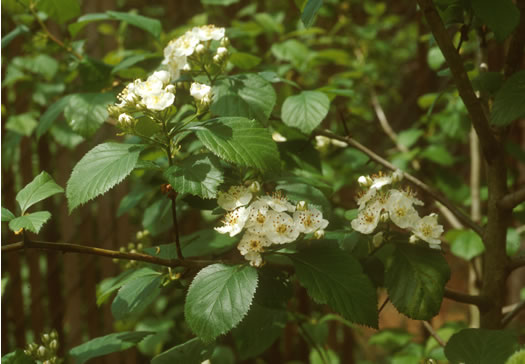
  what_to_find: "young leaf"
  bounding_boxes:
[211,74,276,124]
[229,52,262,70]
[185,264,258,342]
[63,93,115,137]
[281,91,330,134]
[8,211,51,234]
[1,349,36,364]
[164,154,224,199]
[66,143,144,212]
[106,11,162,39]
[111,268,162,320]
[15,171,63,214]
[151,338,214,364]
[445,328,518,364]
[290,243,379,328]
[36,96,72,139]
[37,0,81,24]
[193,117,280,173]
[69,331,154,364]
[447,229,485,260]
[1,207,16,222]
[385,244,450,320]
[1,24,29,49]
[491,70,525,126]
[301,0,323,28]
[471,0,519,42]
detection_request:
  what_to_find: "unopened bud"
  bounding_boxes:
[314,229,325,239]
[118,113,133,126]
[249,181,261,193]
[28,343,38,352]
[119,247,126,253]
[41,333,51,344]
[357,176,368,187]
[165,85,175,93]
[37,345,47,359]
[213,54,221,63]
[409,234,419,244]
[49,339,58,351]
[136,231,144,240]
[296,201,308,211]
[130,249,137,254]
[137,243,144,251]
[50,330,58,340]
[216,47,228,57]
[195,43,205,54]
[372,232,383,247]
[392,169,404,183]
[220,37,230,47]
[182,63,191,71]
[128,243,135,250]
[380,212,389,223]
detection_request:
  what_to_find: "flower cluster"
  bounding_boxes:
[25,330,62,364]
[162,24,228,81]
[351,171,443,249]
[215,185,329,267]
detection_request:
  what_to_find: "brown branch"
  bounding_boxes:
[504,0,525,78]
[501,301,525,327]
[499,186,525,210]
[1,240,211,268]
[416,0,498,162]
[422,321,446,347]
[444,288,489,308]
[315,129,483,236]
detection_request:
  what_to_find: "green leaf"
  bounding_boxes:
[211,74,276,124]
[185,264,258,342]
[63,93,115,137]
[69,331,154,364]
[36,96,72,139]
[164,154,224,199]
[8,211,51,234]
[111,52,161,74]
[506,228,520,257]
[69,13,111,38]
[301,0,323,28]
[194,117,280,173]
[111,268,162,320]
[1,24,29,49]
[66,143,144,212]
[1,349,36,364]
[427,47,445,70]
[281,91,330,134]
[37,0,80,24]
[5,113,37,137]
[271,39,312,70]
[151,338,214,364]
[444,328,518,364]
[446,229,485,260]
[398,129,424,148]
[471,0,520,42]
[385,244,450,320]
[290,243,379,328]
[15,171,63,214]
[229,52,262,70]
[96,268,157,306]
[106,11,162,39]
[1,207,15,222]
[201,0,240,5]
[420,145,455,166]
[491,71,525,126]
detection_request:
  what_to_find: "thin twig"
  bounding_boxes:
[422,321,446,347]
[170,195,184,260]
[501,301,525,327]
[1,240,210,268]
[444,288,488,308]
[315,129,483,236]
[499,186,525,211]
[378,297,389,314]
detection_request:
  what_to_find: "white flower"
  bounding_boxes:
[116,83,138,107]
[293,207,329,234]
[134,77,164,98]
[217,185,252,211]
[370,174,393,190]
[190,82,213,104]
[162,55,186,80]
[237,232,271,267]
[263,210,300,244]
[150,70,171,85]
[118,113,133,125]
[392,169,404,183]
[142,90,175,111]
[386,189,420,229]
[170,32,200,57]
[194,24,225,41]
[358,175,372,187]
[216,46,228,57]
[351,203,382,234]
[412,213,443,248]
[357,188,378,210]
[259,191,296,213]
[245,200,270,234]
[215,206,251,237]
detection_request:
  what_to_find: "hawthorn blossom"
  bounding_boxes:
[386,189,420,229]
[237,232,271,267]
[259,191,296,213]
[411,213,443,249]
[293,207,329,234]
[351,202,382,234]
[194,24,225,41]
[214,206,251,237]
[190,82,213,105]
[217,185,252,211]
[245,200,270,234]
[263,210,300,244]
[142,90,175,111]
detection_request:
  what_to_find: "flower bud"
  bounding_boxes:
[165,85,176,93]
[128,242,135,250]
[380,212,389,223]
[392,169,404,183]
[137,243,144,251]
[37,346,47,359]
[119,247,126,253]
[41,333,51,345]
[357,176,369,187]
[409,234,419,244]
[50,330,58,340]
[182,63,191,71]
[220,37,230,47]
[216,47,228,57]
[49,339,58,351]
[195,43,205,54]
[118,113,133,126]
[249,181,261,193]
[296,201,308,211]
[314,229,325,239]
[372,232,383,247]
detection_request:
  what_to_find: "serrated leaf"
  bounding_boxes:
[8,211,51,233]
[36,96,72,138]
[447,229,485,260]
[37,0,80,24]
[211,74,276,124]
[151,338,214,364]
[444,328,518,364]
[164,154,223,199]
[106,11,162,39]
[63,93,115,137]
[5,113,38,137]
[111,268,162,320]
[491,71,525,126]
[66,143,144,212]
[301,0,323,28]
[1,207,15,222]
[471,0,519,42]
[281,91,330,134]
[385,244,450,320]
[185,264,258,342]
[194,117,280,173]
[290,243,379,328]
[69,331,154,364]
[15,171,63,214]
